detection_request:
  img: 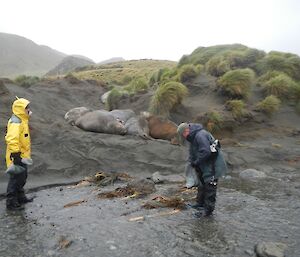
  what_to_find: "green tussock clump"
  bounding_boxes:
[257,71,285,86]
[263,73,296,99]
[218,68,255,99]
[123,77,148,94]
[206,56,230,77]
[256,95,281,116]
[14,75,40,87]
[105,88,123,111]
[289,82,300,101]
[226,100,246,119]
[206,111,223,133]
[256,51,300,80]
[178,64,198,82]
[149,81,188,116]
[149,67,178,88]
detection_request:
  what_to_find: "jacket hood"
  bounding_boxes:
[187,123,203,142]
[12,98,30,120]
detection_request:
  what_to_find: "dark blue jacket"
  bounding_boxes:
[186,123,227,183]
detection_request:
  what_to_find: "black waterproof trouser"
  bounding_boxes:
[6,164,28,204]
[196,167,218,214]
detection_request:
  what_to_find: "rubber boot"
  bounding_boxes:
[18,191,34,204]
[18,196,34,204]
[187,202,204,210]
[6,197,25,211]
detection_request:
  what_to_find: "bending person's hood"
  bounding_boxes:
[187,123,204,142]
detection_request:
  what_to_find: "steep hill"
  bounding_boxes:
[45,55,95,76]
[0,32,66,78]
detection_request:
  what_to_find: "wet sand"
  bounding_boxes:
[1,78,300,256]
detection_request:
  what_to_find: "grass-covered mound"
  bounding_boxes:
[178,44,265,74]
[149,81,188,116]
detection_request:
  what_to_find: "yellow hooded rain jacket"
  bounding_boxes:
[5,98,31,168]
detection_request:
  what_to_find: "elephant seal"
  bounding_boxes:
[75,110,127,135]
[110,109,151,139]
[110,109,136,123]
[142,112,179,144]
[64,107,92,125]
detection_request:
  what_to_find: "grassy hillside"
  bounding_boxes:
[46,56,95,76]
[73,59,176,85]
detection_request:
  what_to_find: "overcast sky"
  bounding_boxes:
[1,0,300,62]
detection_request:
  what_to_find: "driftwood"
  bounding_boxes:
[128,209,181,222]
[63,199,87,208]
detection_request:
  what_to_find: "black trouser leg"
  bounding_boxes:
[7,165,27,206]
[196,175,205,205]
[203,179,218,214]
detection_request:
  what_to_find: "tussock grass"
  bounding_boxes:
[256,51,300,80]
[149,67,179,88]
[123,77,148,94]
[290,82,300,101]
[257,71,285,86]
[105,88,123,111]
[263,73,296,99]
[256,95,281,116]
[206,56,230,77]
[178,64,198,82]
[226,100,246,119]
[206,111,223,133]
[14,75,40,87]
[149,81,188,116]
[218,68,255,99]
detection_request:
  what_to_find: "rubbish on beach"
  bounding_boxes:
[63,199,87,208]
[58,236,72,249]
[84,171,132,186]
[98,179,155,199]
[142,195,186,210]
[97,186,137,199]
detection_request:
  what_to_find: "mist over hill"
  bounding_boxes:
[0,33,68,78]
[98,57,125,65]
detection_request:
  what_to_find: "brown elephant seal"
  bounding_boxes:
[64,107,92,125]
[75,110,127,135]
[110,109,151,139]
[141,112,179,144]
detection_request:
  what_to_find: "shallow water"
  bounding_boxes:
[1,172,299,257]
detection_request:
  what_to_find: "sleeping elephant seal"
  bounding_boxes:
[141,112,179,144]
[110,109,135,124]
[64,107,92,125]
[75,110,127,135]
[110,109,151,139]
[125,115,151,139]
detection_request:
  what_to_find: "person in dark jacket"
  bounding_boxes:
[177,122,227,217]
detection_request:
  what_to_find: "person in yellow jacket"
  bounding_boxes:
[5,97,33,210]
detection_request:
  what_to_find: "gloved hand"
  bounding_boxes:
[10,152,22,166]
